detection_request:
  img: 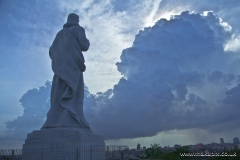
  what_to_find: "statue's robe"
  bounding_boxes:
[42,25,90,129]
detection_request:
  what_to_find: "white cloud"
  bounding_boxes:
[225,36,240,52]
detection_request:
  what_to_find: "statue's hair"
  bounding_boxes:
[63,13,79,28]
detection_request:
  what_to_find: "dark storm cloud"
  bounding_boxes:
[1,81,51,141]
[208,70,235,85]
[84,11,240,139]
[2,11,240,141]
[224,83,240,106]
[208,70,223,84]
[173,83,188,101]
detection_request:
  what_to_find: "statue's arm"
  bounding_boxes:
[78,27,90,51]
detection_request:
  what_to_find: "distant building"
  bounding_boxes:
[137,143,141,149]
[105,145,109,152]
[210,142,223,151]
[220,138,224,145]
[233,137,239,144]
[224,143,235,151]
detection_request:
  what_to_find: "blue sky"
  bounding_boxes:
[1,0,240,149]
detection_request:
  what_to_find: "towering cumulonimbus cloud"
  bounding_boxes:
[83,11,240,139]
[2,11,240,141]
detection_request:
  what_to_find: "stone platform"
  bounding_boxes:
[22,128,105,160]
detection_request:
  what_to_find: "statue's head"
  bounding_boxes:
[67,13,79,23]
[63,13,79,28]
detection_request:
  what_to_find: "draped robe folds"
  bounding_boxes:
[42,26,90,130]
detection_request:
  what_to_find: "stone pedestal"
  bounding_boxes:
[22,128,105,160]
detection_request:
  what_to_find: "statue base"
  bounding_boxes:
[22,128,105,160]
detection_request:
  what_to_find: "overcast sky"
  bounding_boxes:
[1,0,240,149]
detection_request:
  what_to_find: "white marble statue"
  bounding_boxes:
[41,13,91,130]
[23,14,105,160]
